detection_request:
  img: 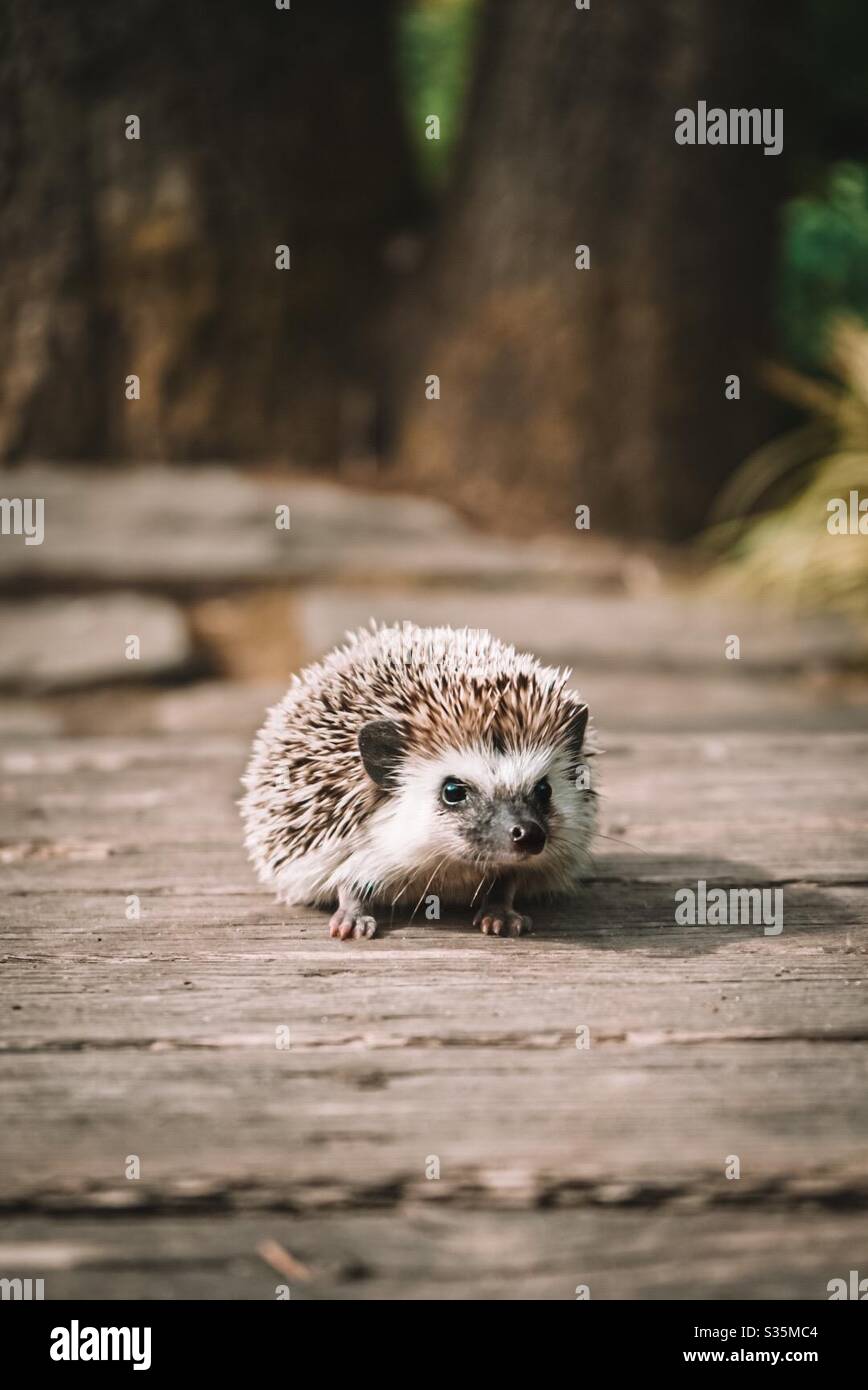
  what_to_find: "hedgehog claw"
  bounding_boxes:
[473,908,532,938]
[329,910,378,941]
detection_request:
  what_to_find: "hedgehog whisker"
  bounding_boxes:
[391,848,440,908]
[594,832,650,856]
[469,872,489,908]
[408,856,449,924]
[390,880,410,907]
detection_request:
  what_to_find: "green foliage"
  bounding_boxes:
[396,0,481,189]
[780,164,868,371]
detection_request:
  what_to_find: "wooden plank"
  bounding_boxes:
[0,465,621,596]
[1,1206,866,1300]
[1,728,866,1298]
[3,888,868,1041]
[2,734,867,884]
[4,667,865,743]
[2,1034,868,1194]
[297,586,864,676]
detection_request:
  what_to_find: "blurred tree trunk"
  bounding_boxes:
[391,0,799,540]
[0,3,104,459]
[0,0,420,464]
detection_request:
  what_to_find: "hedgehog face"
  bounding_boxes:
[437,770,550,861]
[399,743,583,873]
[359,718,594,881]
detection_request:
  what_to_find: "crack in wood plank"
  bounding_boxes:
[3,1026,868,1054]
[3,1168,868,1216]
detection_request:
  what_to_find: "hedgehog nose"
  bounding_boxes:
[510,821,546,855]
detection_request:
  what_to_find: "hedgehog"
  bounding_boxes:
[240,623,598,940]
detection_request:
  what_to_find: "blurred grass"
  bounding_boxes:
[706,321,868,642]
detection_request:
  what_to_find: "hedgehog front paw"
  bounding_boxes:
[329,909,378,941]
[473,907,532,937]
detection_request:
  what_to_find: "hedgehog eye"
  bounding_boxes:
[533,777,552,804]
[441,778,468,807]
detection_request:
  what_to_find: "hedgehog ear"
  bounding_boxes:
[565,704,589,760]
[358,719,407,788]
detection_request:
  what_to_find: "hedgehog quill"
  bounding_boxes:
[241,624,598,939]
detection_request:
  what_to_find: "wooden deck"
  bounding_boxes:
[2,720,867,1299]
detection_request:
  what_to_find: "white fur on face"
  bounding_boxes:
[324,740,596,904]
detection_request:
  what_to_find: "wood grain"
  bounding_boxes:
[1,729,866,1298]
